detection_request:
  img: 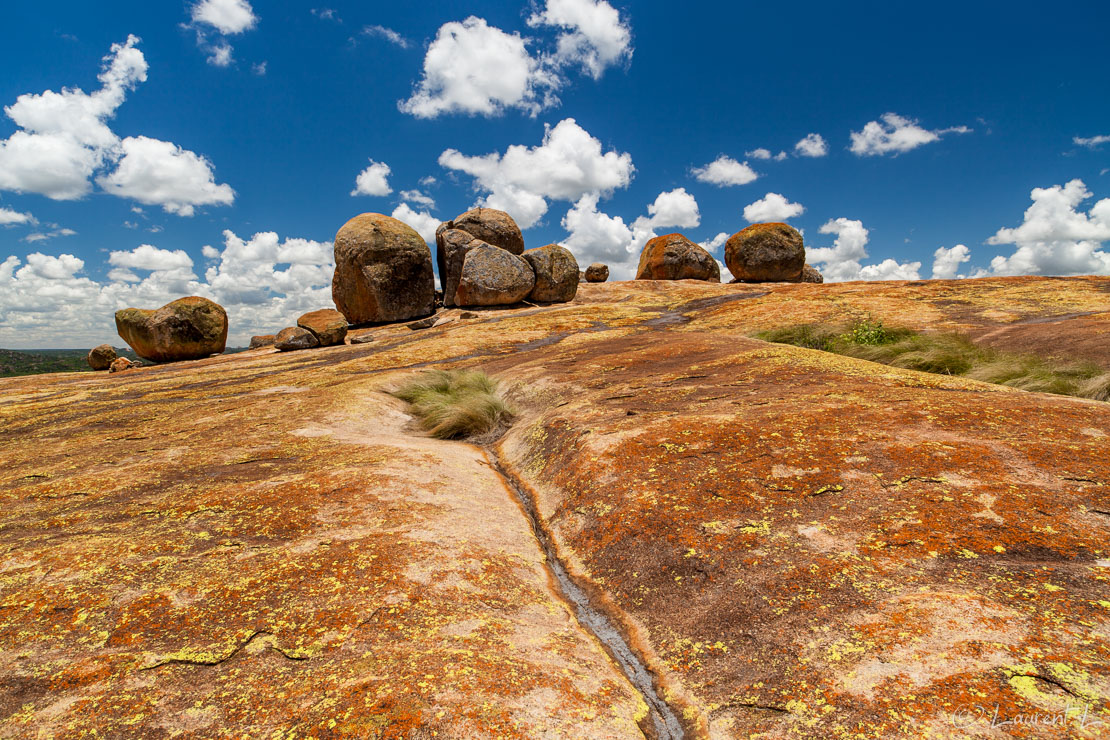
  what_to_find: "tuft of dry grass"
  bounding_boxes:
[391,369,515,441]
[757,319,1110,401]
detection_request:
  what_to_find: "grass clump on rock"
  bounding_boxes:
[391,369,515,441]
[757,319,1110,401]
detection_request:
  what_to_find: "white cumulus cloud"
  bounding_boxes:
[985,179,1110,276]
[96,136,235,216]
[392,203,440,245]
[743,192,804,222]
[932,244,971,279]
[692,156,758,186]
[399,17,557,119]
[0,207,35,226]
[807,218,921,281]
[438,118,633,228]
[850,113,971,156]
[527,0,632,80]
[351,160,392,197]
[795,133,828,157]
[0,37,233,216]
[0,228,337,348]
[191,0,258,35]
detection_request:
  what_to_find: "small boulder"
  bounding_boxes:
[522,244,579,303]
[635,234,721,282]
[349,334,375,345]
[584,263,609,283]
[87,344,117,371]
[454,245,535,306]
[249,335,276,349]
[297,309,348,346]
[725,223,806,282]
[332,213,435,324]
[445,208,524,255]
[115,296,228,363]
[274,326,319,351]
[802,264,824,284]
[407,316,437,330]
[108,357,137,373]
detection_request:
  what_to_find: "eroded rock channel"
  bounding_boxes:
[486,452,685,739]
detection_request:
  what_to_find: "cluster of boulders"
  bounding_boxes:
[631,222,823,284]
[436,208,579,307]
[257,309,350,352]
[97,212,821,371]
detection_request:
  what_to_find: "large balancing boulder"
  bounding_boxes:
[522,244,579,303]
[332,213,435,324]
[725,222,806,282]
[115,296,228,363]
[635,233,721,282]
[454,244,535,307]
[297,308,348,347]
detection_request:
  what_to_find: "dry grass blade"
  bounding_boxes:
[391,369,515,441]
[757,320,1110,401]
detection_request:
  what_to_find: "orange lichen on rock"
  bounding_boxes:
[1,275,1109,737]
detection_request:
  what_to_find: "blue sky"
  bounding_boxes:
[1,0,1109,348]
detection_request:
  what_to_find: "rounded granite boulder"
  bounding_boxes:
[522,244,579,303]
[332,213,435,324]
[436,228,483,308]
[297,308,348,347]
[454,244,536,306]
[635,234,721,282]
[802,264,825,284]
[87,344,117,371]
[447,208,525,255]
[249,335,276,349]
[274,326,320,352]
[725,223,806,283]
[115,296,228,363]
[584,263,609,283]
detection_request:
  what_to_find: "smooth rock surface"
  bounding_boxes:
[5,275,1110,738]
[725,222,806,282]
[635,233,720,282]
[115,296,228,363]
[332,213,435,324]
[454,245,535,306]
[522,244,579,303]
